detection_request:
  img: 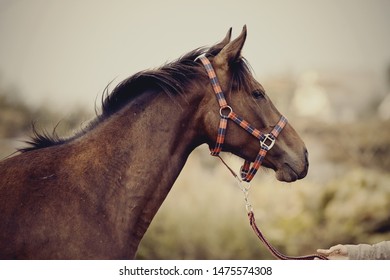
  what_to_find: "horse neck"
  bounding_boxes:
[77,88,205,257]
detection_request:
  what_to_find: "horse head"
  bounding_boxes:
[198,26,308,182]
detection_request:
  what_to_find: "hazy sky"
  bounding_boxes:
[0,0,389,111]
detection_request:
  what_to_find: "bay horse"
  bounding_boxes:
[0,26,308,259]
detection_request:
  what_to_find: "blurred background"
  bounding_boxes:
[0,0,389,259]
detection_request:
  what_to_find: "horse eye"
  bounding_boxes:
[252,89,265,99]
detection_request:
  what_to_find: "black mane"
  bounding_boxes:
[100,47,207,118]
[19,45,254,153]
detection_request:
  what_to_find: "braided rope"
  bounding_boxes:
[248,211,328,260]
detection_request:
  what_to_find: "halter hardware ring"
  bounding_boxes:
[219,106,233,119]
[260,134,276,151]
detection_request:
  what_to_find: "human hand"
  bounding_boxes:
[316,244,349,260]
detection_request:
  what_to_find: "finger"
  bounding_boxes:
[329,244,345,251]
[329,244,348,255]
[317,249,331,255]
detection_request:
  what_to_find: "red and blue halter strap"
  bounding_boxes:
[197,54,287,182]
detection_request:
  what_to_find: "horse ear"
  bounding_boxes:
[219,27,233,48]
[209,27,232,56]
[215,25,247,67]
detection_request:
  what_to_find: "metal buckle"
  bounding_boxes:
[219,106,233,119]
[260,134,275,150]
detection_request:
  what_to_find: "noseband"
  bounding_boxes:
[197,55,287,182]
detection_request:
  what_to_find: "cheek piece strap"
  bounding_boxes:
[196,54,287,182]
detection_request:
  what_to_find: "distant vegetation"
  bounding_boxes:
[0,83,90,155]
[0,88,35,138]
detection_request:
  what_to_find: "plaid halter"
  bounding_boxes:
[197,55,287,182]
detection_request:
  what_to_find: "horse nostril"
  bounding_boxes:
[304,148,309,169]
[296,149,309,179]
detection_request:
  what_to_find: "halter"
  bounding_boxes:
[197,54,328,260]
[197,55,287,182]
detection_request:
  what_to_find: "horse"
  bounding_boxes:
[0,26,308,259]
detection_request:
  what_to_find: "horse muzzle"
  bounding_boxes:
[274,149,309,182]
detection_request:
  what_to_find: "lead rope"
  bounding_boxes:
[219,159,327,260]
[247,211,328,260]
[233,176,328,260]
